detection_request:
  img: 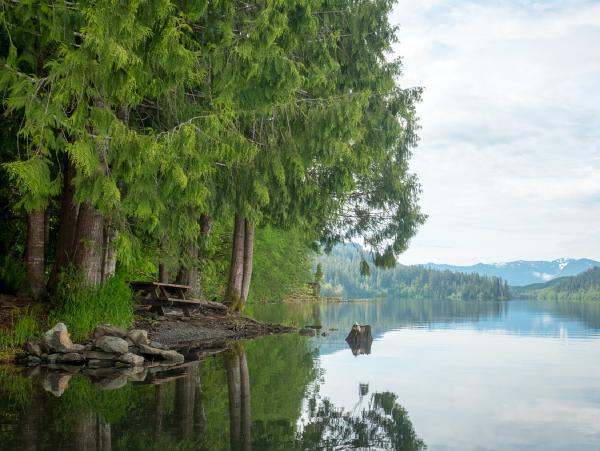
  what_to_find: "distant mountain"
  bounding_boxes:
[512,267,600,301]
[423,258,600,286]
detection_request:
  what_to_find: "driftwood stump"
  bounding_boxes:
[345,324,373,356]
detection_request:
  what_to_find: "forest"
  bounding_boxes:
[513,267,600,301]
[0,0,425,331]
[316,245,511,301]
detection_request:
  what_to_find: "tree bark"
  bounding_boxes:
[158,237,168,283]
[73,201,104,286]
[26,208,46,299]
[175,363,198,438]
[225,214,246,311]
[101,223,117,282]
[226,348,242,451]
[240,219,254,305]
[153,384,165,443]
[48,158,79,294]
[239,348,252,451]
[176,243,200,296]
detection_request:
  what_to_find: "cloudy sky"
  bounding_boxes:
[390,0,600,265]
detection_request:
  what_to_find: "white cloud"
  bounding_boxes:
[391,0,600,264]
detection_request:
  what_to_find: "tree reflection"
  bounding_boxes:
[225,343,252,451]
[299,391,426,450]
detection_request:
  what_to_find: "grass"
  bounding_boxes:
[50,270,134,341]
[0,305,46,360]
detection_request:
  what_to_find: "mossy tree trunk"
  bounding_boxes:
[225,214,254,312]
[26,208,46,299]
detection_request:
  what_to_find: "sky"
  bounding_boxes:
[390,0,600,265]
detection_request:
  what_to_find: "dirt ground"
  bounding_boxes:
[135,308,297,351]
[1,293,298,356]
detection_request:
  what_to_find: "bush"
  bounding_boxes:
[51,270,133,340]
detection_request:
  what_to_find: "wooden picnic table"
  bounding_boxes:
[129,281,227,317]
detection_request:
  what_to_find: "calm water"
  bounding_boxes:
[2,298,600,450]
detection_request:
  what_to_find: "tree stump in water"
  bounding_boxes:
[345,324,373,356]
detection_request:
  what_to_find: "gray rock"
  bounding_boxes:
[117,352,144,366]
[87,359,114,369]
[41,372,72,397]
[92,324,128,340]
[42,323,79,353]
[94,335,129,354]
[138,343,163,356]
[23,341,41,357]
[159,350,185,364]
[46,353,60,363]
[84,350,119,360]
[138,344,184,363]
[57,352,84,363]
[148,340,169,350]
[127,329,149,346]
[46,363,81,373]
[26,355,41,365]
[94,373,128,391]
[126,368,148,382]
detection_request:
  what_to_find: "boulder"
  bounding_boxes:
[23,341,41,357]
[94,373,128,391]
[92,324,127,340]
[84,350,119,360]
[87,359,115,369]
[57,353,85,364]
[46,353,60,363]
[94,336,129,354]
[138,344,184,363]
[42,323,81,353]
[41,372,72,397]
[148,340,169,350]
[127,329,150,346]
[26,355,41,365]
[117,352,144,366]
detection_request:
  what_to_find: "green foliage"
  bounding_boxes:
[299,391,426,450]
[515,267,600,301]
[248,227,315,303]
[318,245,510,301]
[0,304,45,350]
[51,269,133,340]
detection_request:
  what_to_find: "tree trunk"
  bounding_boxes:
[226,348,242,451]
[176,243,200,297]
[26,208,46,299]
[225,214,246,311]
[240,219,254,305]
[175,363,198,438]
[48,158,79,294]
[153,385,164,442]
[239,348,252,451]
[158,237,168,283]
[101,223,117,282]
[73,201,104,286]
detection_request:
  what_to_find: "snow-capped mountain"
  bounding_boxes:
[423,258,600,286]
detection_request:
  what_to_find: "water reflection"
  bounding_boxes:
[3,297,600,450]
[300,390,425,450]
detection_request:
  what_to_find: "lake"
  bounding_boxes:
[1,298,600,450]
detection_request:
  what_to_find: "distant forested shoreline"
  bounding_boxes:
[315,246,510,301]
[512,267,600,301]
